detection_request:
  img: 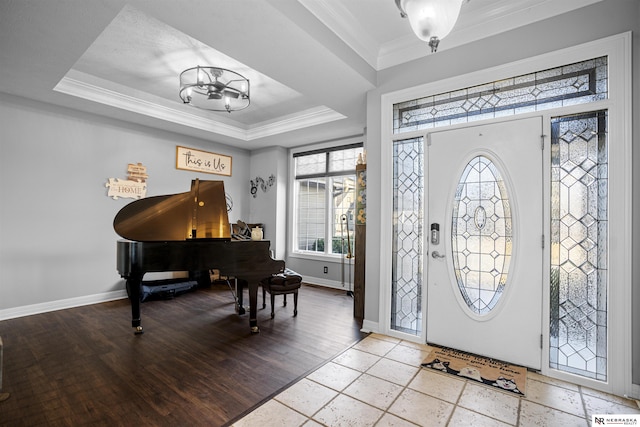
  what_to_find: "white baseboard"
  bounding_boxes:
[0,279,358,322]
[0,290,128,321]
[361,319,379,334]
[302,275,355,292]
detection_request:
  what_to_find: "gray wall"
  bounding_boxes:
[363,0,639,384]
[0,94,252,311]
[249,146,288,260]
[285,255,353,290]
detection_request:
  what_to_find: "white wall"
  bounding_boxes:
[248,146,288,259]
[0,94,252,315]
[363,0,639,383]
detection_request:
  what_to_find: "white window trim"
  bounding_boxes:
[379,32,633,398]
[288,136,364,263]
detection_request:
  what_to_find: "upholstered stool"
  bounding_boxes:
[260,269,302,318]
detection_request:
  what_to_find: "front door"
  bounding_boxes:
[426,117,543,369]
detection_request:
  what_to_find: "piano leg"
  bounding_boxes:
[235,279,245,315]
[126,274,144,335]
[248,281,259,334]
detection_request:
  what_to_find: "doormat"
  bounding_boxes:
[421,346,527,396]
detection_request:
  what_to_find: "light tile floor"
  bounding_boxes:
[232,334,640,427]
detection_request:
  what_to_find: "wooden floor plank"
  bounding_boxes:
[0,284,365,426]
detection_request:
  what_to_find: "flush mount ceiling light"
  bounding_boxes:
[395,0,466,53]
[179,66,250,113]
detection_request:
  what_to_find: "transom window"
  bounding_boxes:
[393,56,607,134]
[293,143,363,256]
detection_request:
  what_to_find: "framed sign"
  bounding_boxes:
[176,146,232,176]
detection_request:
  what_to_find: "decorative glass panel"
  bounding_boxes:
[550,111,608,381]
[394,57,608,133]
[451,156,512,315]
[392,137,424,335]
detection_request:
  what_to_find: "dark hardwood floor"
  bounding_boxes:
[0,283,366,426]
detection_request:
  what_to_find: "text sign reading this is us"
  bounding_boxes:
[176,146,232,176]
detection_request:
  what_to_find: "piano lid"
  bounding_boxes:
[113,179,231,241]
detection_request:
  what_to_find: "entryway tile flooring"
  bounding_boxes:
[232,334,640,426]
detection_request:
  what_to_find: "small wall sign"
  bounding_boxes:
[106,178,147,200]
[176,146,232,176]
[106,162,148,200]
[127,162,148,182]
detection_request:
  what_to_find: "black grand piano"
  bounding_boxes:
[114,179,284,334]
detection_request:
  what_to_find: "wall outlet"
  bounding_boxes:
[323,266,328,274]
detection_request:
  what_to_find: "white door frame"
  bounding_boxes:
[377,32,634,398]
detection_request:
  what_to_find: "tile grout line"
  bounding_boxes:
[446,379,469,426]
[579,384,590,422]
[238,335,638,426]
[315,338,424,426]
[269,337,402,426]
[372,340,423,426]
[515,389,523,427]
[317,339,415,426]
[346,338,516,426]
[361,338,515,426]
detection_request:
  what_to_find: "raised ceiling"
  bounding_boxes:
[0,0,602,150]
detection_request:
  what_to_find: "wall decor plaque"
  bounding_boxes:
[106,178,147,200]
[106,162,148,199]
[176,146,232,176]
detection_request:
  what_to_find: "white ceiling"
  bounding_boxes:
[0,0,602,150]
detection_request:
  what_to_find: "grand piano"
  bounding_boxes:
[114,179,284,334]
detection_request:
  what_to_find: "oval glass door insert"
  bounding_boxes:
[451,155,512,315]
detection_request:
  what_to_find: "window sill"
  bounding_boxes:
[288,251,347,264]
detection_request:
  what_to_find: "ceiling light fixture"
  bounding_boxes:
[395,0,466,53]
[179,66,250,113]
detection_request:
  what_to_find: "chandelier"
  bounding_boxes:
[179,66,250,113]
[395,0,465,53]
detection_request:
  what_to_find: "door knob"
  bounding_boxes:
[431,251,445,259]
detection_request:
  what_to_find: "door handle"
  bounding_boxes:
[431,251,445,259]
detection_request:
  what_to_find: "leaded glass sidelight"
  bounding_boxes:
[392,137,424,335]
[451,156,512,315]
[550,111,608,381]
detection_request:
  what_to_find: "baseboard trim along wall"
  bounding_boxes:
[360,319,379,335]
[0,277,354,322]
[0,290,128,321]
[301,275,354,292]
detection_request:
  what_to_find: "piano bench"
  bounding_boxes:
[260,269,302,319]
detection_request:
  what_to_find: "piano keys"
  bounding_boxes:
[114,179,284,334]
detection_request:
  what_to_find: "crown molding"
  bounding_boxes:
[55,77,247,139]
[248,106,346,140]
[54,76,344,142]
[298,0,381,68]
[303,0,605,70]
